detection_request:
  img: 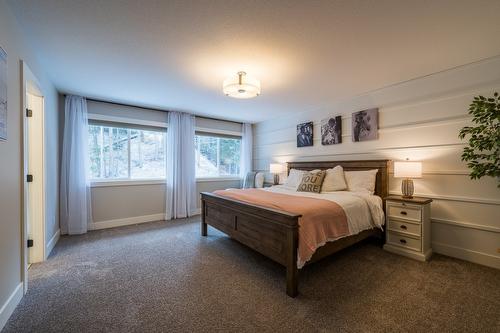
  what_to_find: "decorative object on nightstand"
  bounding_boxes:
[383,195,433,261]
[394,160,422,198]
[269,163,284,185]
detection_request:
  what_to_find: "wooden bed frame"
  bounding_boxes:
[200,160,389,297]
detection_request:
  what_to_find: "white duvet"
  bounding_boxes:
[261,185,385,236]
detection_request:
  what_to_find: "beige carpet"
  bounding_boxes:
[3,217,499,332]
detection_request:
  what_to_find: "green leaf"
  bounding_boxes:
[459,92,500,187]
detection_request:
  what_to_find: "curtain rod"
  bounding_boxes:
[63,94,244,125]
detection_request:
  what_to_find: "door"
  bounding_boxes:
[26,92,45,264]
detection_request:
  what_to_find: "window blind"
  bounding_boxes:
[88,119,166,132]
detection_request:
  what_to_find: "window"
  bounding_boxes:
[195,134,241,178]
[88,124,166,180]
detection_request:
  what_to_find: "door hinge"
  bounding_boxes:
[27,239,34,248]
[27,174,33,182]
[26,108,33,117]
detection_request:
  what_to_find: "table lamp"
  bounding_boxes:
[269,163,284,185]
[394,161,422,198]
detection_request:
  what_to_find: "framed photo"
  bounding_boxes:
[321,116,342,145]
[297,121,313,147]
[352,108,378,142]
[0,46,6,141]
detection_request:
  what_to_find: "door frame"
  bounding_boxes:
[21,61,46,294]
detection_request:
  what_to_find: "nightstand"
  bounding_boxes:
[383,195,433,261]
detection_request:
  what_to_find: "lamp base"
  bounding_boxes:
[401,178,414,198]
[273,173,280,185]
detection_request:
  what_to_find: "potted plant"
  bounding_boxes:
[458,92,500,187]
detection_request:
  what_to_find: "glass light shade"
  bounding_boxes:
[223,72,261,99]
[394,161,422,178]
[269,163,284,174]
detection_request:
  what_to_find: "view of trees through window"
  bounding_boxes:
[88,125,166,180]
[195,134,241,177]
[88,124,241,181]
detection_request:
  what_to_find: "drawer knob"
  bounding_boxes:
[400,225,407,230]
[400,211,407,216]
[400,239,407,244]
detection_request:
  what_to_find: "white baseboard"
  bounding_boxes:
[0,282,23,331]
[432,242,500,269]
[384,244,432,262]
[45,229,60,259]
[91,209,202,230]
[89,213,165,230]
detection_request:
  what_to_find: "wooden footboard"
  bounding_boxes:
[201,192,301,297]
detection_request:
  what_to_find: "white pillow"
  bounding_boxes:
[321,166,347,192]
[283,169,306,189]
[344,169,378,194]
[255,172,265,188]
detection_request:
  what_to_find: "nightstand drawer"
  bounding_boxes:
[387,219,421,236]
[387,232,421,252]
[388,204,421,222]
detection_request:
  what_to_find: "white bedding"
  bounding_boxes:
[261,185,385,236]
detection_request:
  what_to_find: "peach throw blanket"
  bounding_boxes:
[213,189,349,268]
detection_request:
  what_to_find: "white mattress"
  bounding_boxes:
[261,185,385,235]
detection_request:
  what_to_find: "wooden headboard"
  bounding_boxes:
[287,160,390,200]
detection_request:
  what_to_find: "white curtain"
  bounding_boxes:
[165,111,197,220]
[240,123,253,179]
[60,95,91,235]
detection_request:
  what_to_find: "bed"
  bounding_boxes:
[200,160,389,297]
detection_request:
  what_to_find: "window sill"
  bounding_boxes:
[90,177,241,187]
[91,179,165,187]
[196,177,241,182]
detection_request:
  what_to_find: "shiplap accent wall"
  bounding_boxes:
[253,56,500,269]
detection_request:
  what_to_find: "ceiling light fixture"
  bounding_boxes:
[223,71,260,99]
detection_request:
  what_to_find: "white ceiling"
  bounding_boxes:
[8,0,500,123]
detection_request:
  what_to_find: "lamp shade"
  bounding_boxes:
[223,71,260,99]
[394,161,422,178]
[269,163,284,174]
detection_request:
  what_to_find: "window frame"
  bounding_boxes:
[195,130,242,180]
[87,114,243,186]
[88,113,167,186]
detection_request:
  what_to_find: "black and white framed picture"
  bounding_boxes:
[296,121,313,147]
[0,46,6,141]
[321,116,342,145]
[352,108,378,142]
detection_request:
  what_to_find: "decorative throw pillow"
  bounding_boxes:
[321,166,348,192]
[283,169,306,189]
[297,171,326,193]
[344,169,378,194]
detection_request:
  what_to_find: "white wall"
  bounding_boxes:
[253,56,500,269]
[89,180,240,229]
[0,0,60,329]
